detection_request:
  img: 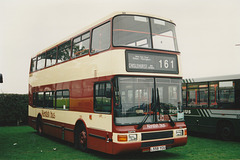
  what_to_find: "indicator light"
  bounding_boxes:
[118,135,127,142]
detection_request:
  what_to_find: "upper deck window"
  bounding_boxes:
[46,47,57,67]
[91,22,111,54]
[113,15,178,52]
[113,15,152,48]
[58,40,71,63]
[31,57,37,72]
[72,32,90,58]
[150,18,178,51]
[36,53,46,70]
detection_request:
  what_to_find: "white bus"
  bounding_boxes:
[183,74,240,140]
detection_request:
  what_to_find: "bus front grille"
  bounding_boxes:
[141,131,173,141]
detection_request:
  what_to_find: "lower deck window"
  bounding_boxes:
[33,90,69,110]
[56,90,69,110]
[45,91,55,108]
[184,81,236,109]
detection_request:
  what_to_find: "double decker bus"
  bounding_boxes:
[28,12,187,154]
[183,74,240,140]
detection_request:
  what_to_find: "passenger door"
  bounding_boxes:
[88,81,113,153]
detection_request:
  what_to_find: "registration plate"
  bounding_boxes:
[150,145,166,152]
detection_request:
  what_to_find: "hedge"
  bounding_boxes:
[0,94,28,126]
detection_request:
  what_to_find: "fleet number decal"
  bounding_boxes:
[42,110,56,119]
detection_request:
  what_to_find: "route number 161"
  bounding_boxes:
[159,60,174,69]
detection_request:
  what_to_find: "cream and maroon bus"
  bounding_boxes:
[28,12,187,154]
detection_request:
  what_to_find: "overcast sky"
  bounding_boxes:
[1,0,240,94]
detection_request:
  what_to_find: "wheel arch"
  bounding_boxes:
[74,119,87,133]
[74,118,88,151]
[216,119,233,129]
[37,113,42,120]
[36,113,43,135]
[216,119,235,140]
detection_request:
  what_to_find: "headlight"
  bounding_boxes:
[128,134,137,141]
[176,130,183,136]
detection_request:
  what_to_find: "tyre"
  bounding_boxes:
[74,123,88,152]
[218,121,234,141]
[36,116,43,135]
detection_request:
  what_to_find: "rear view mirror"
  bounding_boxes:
[0,74,3,83]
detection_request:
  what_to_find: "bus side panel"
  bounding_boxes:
[88,128,106,153]
[29,84,33,106]
[70,97,93,112]
[42,119,62,139]
[29,112,75,143]
[185,108,240,137]
[218,118,240,139]
[28,105,36,129]
[71,78,95,113]
[184,108,217,134]
[63,124,75,143]
[41,120,75,143]
[87,128,113,154]
[234,119,240,137]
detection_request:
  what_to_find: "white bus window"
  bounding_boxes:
[219,81,235,104]
[219,81,235,103]
[37,92,44,107]
[37,53,46,70]
[56,90,69,110]
[91,22,111,54]
[31,57,37,72]
[188,89,197,107]
[72,32,90,58]
[209,83,218,108]
[113,15,152,48]
[45,91,55,108]
[151,18,178,51]
[46,48,57,67]
[199,88,208,108]
[58,41,71,63]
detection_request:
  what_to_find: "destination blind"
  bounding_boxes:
[126,50,178,74]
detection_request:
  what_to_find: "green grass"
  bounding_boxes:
[1,126,240,159]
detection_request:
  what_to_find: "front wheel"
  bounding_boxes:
[36,117,43,135]
[74,123,88,152]
[218,121,234,141]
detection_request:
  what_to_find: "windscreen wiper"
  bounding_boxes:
[157,88,175,127]
[168,114,175,127]
[137,113,150,130]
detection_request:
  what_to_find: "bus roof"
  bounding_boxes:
[184,74,240,83]
[33,12,174,58]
